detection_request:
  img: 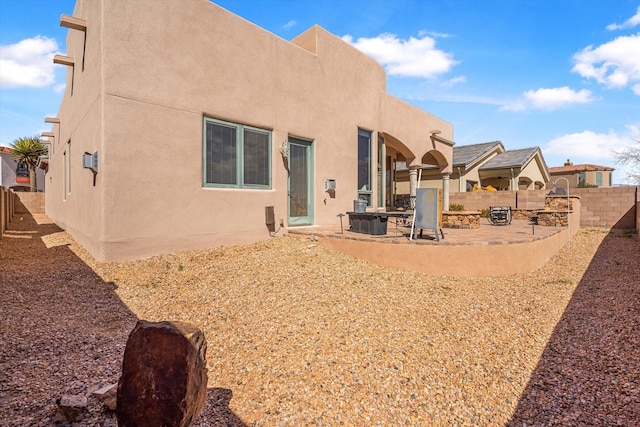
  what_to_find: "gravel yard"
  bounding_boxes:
[1,213,638,426]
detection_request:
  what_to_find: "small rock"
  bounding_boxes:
[56,394,88,423]
[93,383,117,411]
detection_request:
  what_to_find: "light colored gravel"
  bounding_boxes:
[1,213,638,426]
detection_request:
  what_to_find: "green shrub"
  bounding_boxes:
[449,203,465,211]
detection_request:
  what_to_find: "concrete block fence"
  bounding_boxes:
[449,186,638,230]
[1,189,46,240]
[1,186,15,240]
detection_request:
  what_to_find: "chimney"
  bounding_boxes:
[564,159,573,166]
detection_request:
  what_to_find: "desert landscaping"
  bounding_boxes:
[1,211,639,426]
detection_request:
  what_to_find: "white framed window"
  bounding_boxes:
[203,117,271,189]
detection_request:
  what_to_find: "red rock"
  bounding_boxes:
[116,320,208,427]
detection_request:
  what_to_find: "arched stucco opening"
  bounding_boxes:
[518,177,533,190]
[481,176,511,191]
[382,132,415,166]
[420,149,449,172]
[381,132,417,209]
[379,132,454,210]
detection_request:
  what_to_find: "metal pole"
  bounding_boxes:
[409,169,422,240]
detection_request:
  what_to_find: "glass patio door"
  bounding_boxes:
[288,137,313,226]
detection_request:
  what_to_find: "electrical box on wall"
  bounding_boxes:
[324,179,336,191]
[324,178,336,199]
[83,151,98,173]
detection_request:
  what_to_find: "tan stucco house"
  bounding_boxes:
[548,159,614,188]
[44,0,454,261]
[396,142,550,200]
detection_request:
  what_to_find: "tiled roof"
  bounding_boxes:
[0,146,14,153]
[549,164,614,173]
[453,141,503,167]
[479,147,540,170]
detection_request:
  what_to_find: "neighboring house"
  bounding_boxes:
[0,146,46,192]
[396,142,550,195]
[548,159,614,188]
[477,146,550,191]
[44,0,455,262]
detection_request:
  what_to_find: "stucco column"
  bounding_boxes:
[409,168,418,209]
[442,173,450,211]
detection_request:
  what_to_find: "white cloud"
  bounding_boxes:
[572,33,640,94]
[500,101,526,112]
[282,20,296,30]
[606,6,640,30]
[545,129,631,161]
[525,87,593,109]
[54,83,66,94]
[439,76,466,88]
[544,126,640,184]
[418,30,452,39]
[342,33,458,78]
[501,86,593,111]
[0,36,60,88]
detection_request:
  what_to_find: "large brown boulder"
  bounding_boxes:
[117,320,208,427]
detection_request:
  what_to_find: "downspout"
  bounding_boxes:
[458,167,463,192]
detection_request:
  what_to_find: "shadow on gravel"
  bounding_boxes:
[508,232,640,426]
[0,211,246,426]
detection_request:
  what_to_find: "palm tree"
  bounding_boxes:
[9,136,48,192]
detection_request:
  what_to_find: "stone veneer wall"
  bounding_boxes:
[442,211,481,229]
[449,187,637,229]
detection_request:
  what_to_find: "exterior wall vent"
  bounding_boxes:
[83,151,98,173]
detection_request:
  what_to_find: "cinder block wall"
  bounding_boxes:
[449,187,638,229]
[636,200,640,239]
[448,192,516,211]
[1,186,16,239]
[15,193,45,215]
[514,191,547,210]
[1,187,7,238]
[572,187,637,229]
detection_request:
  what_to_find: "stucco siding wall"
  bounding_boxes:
[0,153,46,192]
[45,0,105,258]
[519,159,546,189]
[92,0,389,259]
[44,0,454,261]
[0,155,12,187]
[380,95,453,170]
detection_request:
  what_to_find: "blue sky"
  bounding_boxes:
[1,0,639,184]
